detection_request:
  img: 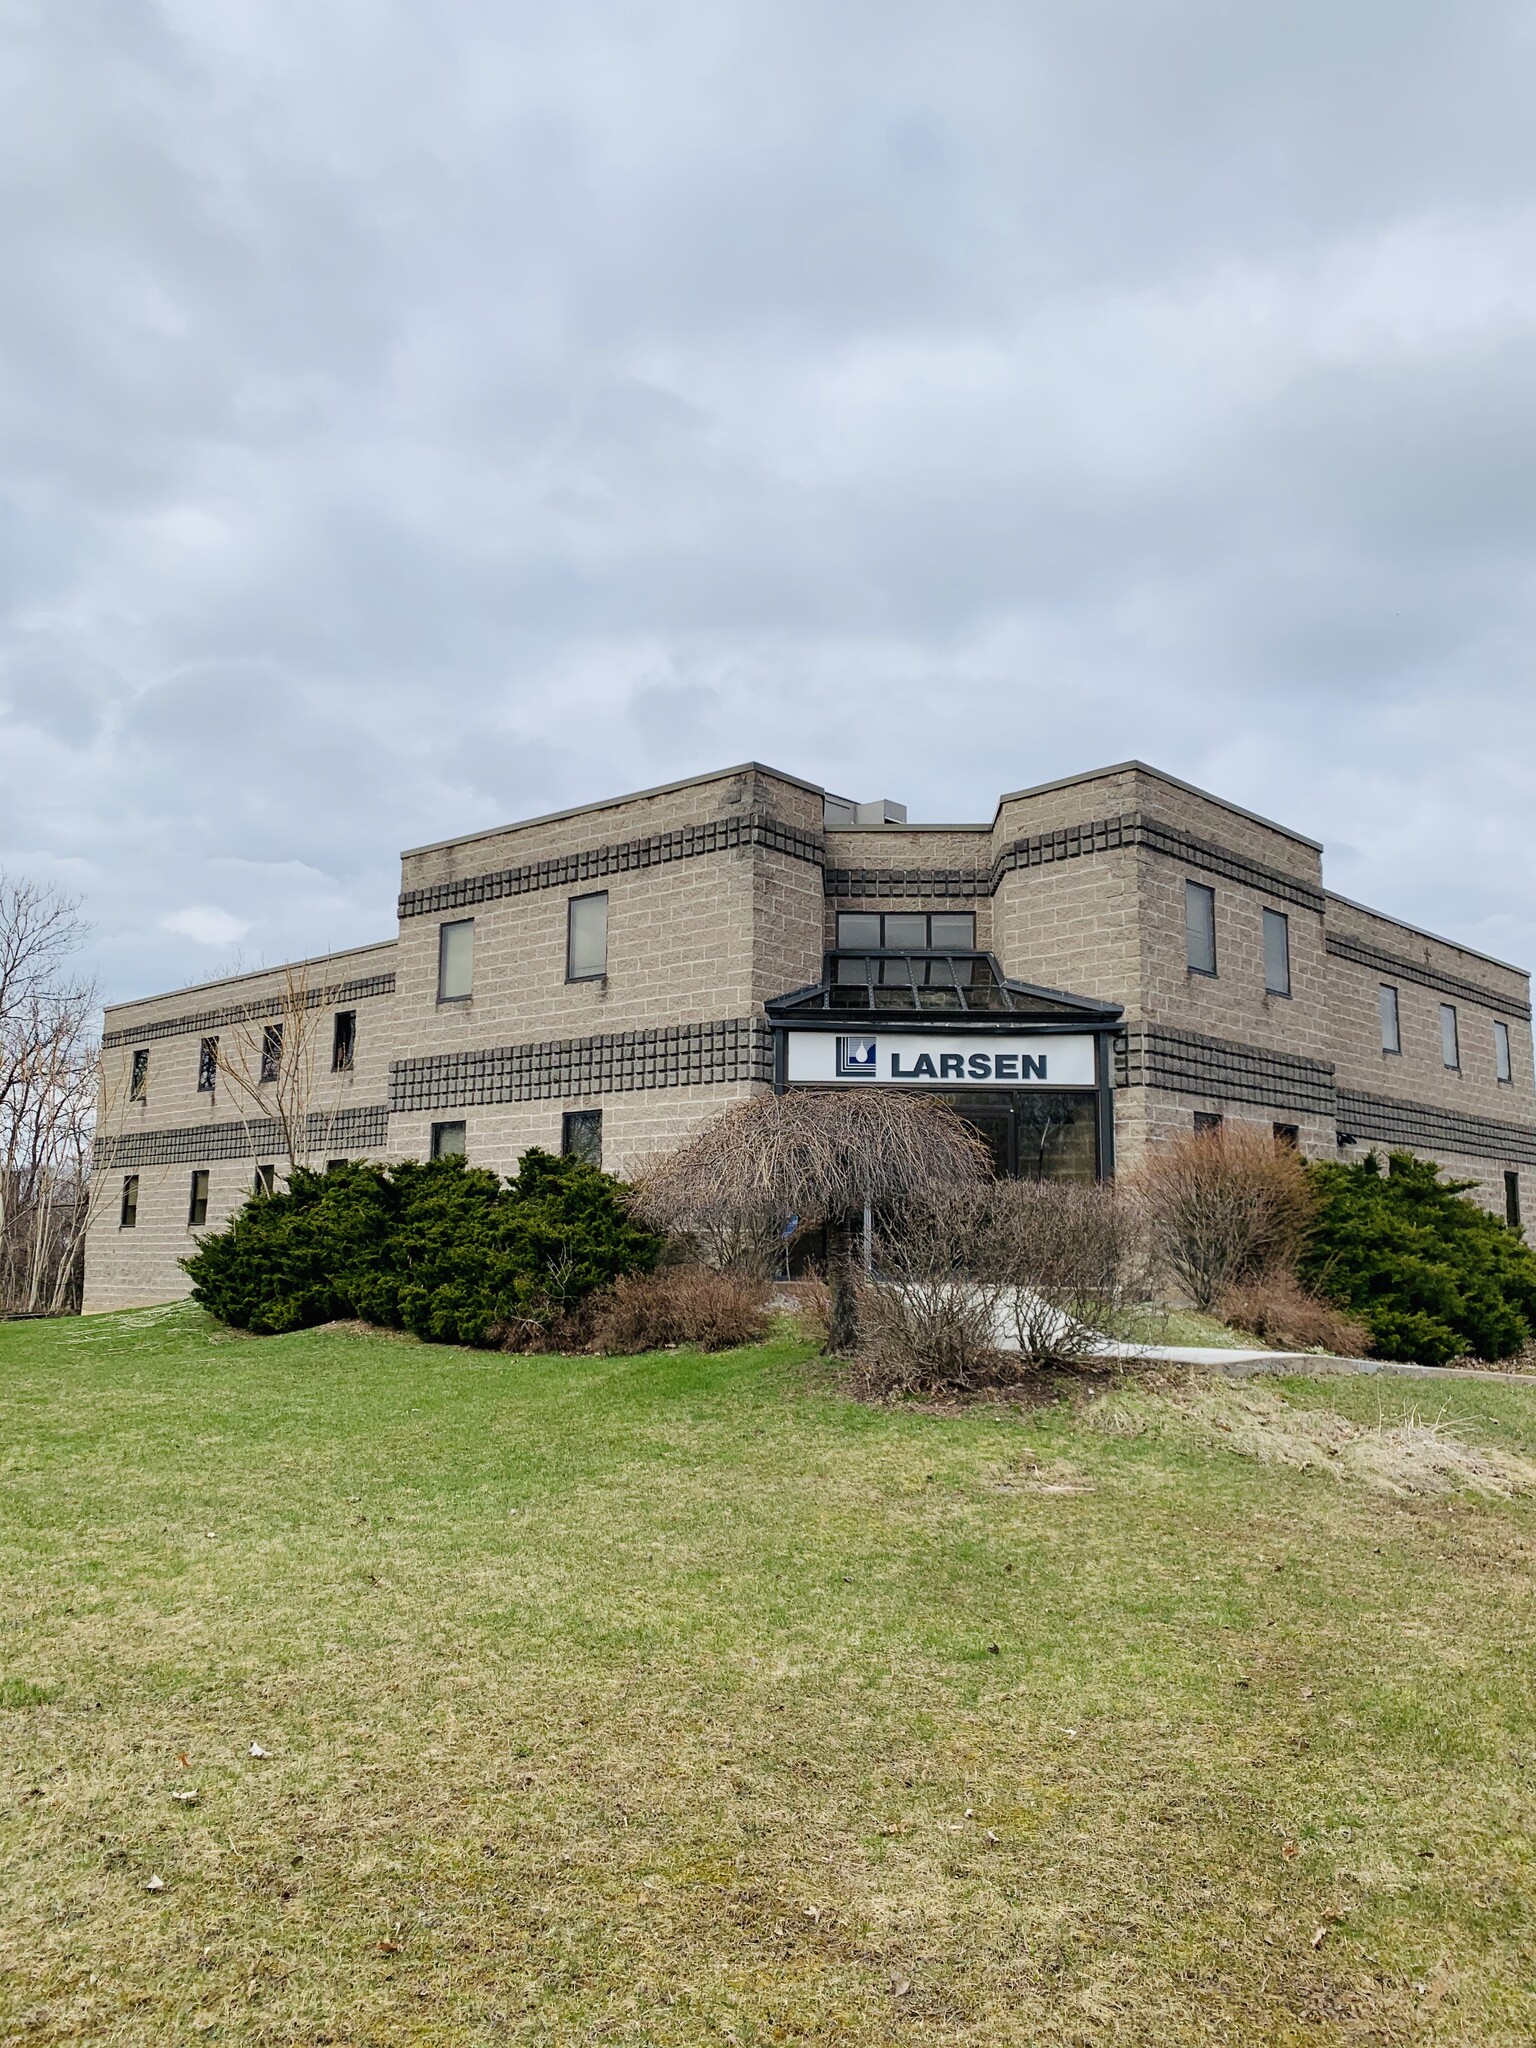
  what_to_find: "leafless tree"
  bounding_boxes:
[634,1089,990,1352]
[0,875,101,1315]
[212,960,354,1178]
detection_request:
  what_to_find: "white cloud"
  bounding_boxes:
[161,906,253,947]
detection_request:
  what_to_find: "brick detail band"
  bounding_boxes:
[96,1103,391,1170]
[1335,1090,1536,1168]
[827,813,1326,913]
[1325,932,1530,1021]
[1117,1026,1338,1117]
[390,1017,773,1111]
[102,974,396,1050]
[399,814,824,919]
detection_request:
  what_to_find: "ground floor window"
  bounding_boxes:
[927,1089,1099,1181]
[431,1120,467,1159]
[120,1175,139,1228]
[188,1171,210,1226]
[254,1163,276,1195]
[1507,1171,1523,1230]
[1194,1111,1223,1134]
[562,1108,603,1168]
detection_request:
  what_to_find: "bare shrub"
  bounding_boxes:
[633,1091,990,1353]
[588,1268,772,1355]
[991,1179,1153,1364]
[1133,1126,1315,1309]
[1218,1271,1370,1356]
[851,1188,1010,1398]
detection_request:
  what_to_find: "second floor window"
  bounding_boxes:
[835,911,977,949]
[1495,1020,1513,1083]
[260,1023,283,1082]
[438,919,474,1001]
[197,1036,218,1092]
[332,1009,356,1071]
[1262,909,1291,997]
[1379,985,1400,1054]
[1440,1003,1460,1071]
[129,1049,149,1100]
[1185,882,1217,976]
[567,892,608,981]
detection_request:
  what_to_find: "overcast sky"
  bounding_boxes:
[4,0,1536,1004]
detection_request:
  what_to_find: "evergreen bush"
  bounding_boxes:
[183,1150,663,1345]
[1302,1152,1536,1366]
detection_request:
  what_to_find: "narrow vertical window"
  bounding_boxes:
[1262,909,1291,997]
[129,1049,149,1100]
[260,1023,283,1082]
[120,1175,139,1228]
[1494,1020,1513,1084]
[188,1171,210,1226]
[561,1108,603,1166]
[332,1009,356,1071]
[197,1036,219,1091]
[253,1163,276,1196]
[1507,1171,1523,1230]
[1440,1003,1460,1071]
[1185,882,1217,976]
[430,1120,467,1159]
[1379,985,1401,1055]
[566,892,609,981]
[438,919,474,1001]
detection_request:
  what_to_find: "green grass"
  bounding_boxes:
[3,1306,1536,2045]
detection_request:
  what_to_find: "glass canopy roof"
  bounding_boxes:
[767,951,1123,1021]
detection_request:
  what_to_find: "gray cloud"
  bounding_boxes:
[3,0,1535,1001]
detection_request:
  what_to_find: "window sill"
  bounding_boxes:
[566,974,608,987]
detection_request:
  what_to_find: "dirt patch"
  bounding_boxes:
[1090,1375,1536,1499]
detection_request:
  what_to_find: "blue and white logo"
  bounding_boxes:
[836,1034,878,1077]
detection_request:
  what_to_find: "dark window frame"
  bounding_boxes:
[1185,881,1217,977]
[561,1107,603,1167]
[437,918,474,1003]
[197,1036,219,1092]
[1507,1171,1523,1231]
[188,1170,210,1227]
[259,1022,283,1083]
[835,910,977,951]
[332,1009,356,1072]
[1440,1002,1461,1072]
[253,1163,276,1196]
[430,1119,467,1160]
[1494,1019,1513,1085]
[1262,907,1292,998]
[566,891,610,983]
[129,1049,149,1100]
[1379,984,1401,1056]
[1272,1122,1300,1148]
[1193,1110,1223,1134]
[120,1175,139,1229]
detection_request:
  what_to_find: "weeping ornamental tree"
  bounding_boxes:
[635,1090,991,1352]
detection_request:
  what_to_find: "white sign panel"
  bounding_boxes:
[783,1030,1097,1088]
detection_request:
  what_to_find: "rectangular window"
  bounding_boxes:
[1440,1003,1460,1071]
[197,1036,218,1092]
[835,911,977,949]
[253,1163,276,1196]
[1185,882,1217,976]
[332,1009,356,1072]
[438,919,474,1001]
[1262,908,1291,997]
[326,1158,348,1173]
[561,1108,603,1167]
[129,1049,149,1100]
[120,1175,139,1229]
[1507,1171,1523,1230]
[1379,984,1401,1055]
[1494,1020,1513,1084]
[1272,1122,1300,1148]
[188,1171,210,1227]
[430,1119,467,1159]
[566,892,609,981]
[260,1022,283,1082]
[1194,1111,1223,1134]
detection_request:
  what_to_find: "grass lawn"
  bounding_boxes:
[2,1307,1535,2046]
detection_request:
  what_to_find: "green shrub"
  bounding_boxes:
[1302,1152,1536,1366]
[183,1151,664,1345]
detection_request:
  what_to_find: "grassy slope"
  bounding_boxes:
[1,1308,1534,2047]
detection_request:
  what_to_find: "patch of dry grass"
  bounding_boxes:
[3,1307,1536,2044]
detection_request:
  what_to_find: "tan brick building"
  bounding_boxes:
[85,760,1536,1312]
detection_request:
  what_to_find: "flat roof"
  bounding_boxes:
[102,937,397,1019]
[1324,891,1528,980]
[992,760,1325,852]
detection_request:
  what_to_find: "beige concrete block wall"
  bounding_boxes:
[992,847,1143,1009]
[1112,1089,1337,1175]
[83,1157,280,1314]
